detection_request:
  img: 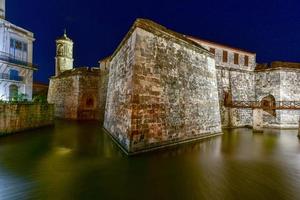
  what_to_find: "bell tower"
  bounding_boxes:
[55,30,74,76]
[0,0,5,19]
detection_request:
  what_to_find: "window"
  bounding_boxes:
[10,39,27,52]
[234,53,239,65]
[9,38,28,62]
[10,39,14,48]
[210,48,215,55]
[9,69,21,81]
[23,43,28,52]
[244,55,249,66]
[223,51,228,63]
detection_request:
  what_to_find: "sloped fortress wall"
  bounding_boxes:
[188,37,256,128]
[99,58,110,122]
[104,19,222,154]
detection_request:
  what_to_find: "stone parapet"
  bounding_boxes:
[0,103,54,135]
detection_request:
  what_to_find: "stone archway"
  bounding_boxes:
[261,94,276,116]
[253,94,277,132]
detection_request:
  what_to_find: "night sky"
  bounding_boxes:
[7,0,300,83]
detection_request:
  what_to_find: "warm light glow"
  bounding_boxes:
[55,147,72,155]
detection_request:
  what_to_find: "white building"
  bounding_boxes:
[0,0,36,101]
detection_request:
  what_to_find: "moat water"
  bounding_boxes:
[0,120,299,200]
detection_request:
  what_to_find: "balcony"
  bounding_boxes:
[0,51,37,69]
[0,73,24,82]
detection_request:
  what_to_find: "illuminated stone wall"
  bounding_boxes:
[218,69,255,128]
[99,58,110,122]
[255,63,300,128]
[278,70,300,128]
[104,19,222,154]
[47,68,101,120]
[255,70,281,127]
[0,103,54,135]
[189,37,256,128]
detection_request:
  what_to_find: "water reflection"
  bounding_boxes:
[0,121,299,199]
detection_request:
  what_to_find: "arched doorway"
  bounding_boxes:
[78,94,97,120]
[85,97,95,109]
[9,84,18,100]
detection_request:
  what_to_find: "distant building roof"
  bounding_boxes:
[255,61,300,71]
[187,35,256,55]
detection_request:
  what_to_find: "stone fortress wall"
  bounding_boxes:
[188,37,256,128]
[48,68,101,120]
[98,58,110,122]
[48,18,300,154]
[0,103,54,135]
[188,38,300,129]
[104,19,222,154]
[256,62,300,128]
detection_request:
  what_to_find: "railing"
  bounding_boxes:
[0,73,24,82]
[225,100,300,110]
[227,101,261,108]
[0,51,37,69]
[275,101,300,110]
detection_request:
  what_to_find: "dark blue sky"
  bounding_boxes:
[7,0,300,83]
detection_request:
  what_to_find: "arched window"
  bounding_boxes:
[9,84,18,100]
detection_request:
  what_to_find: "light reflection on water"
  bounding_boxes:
[0,120,299,200]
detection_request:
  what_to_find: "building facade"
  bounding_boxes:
[189,37,300,129]
[0,0,36,101]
